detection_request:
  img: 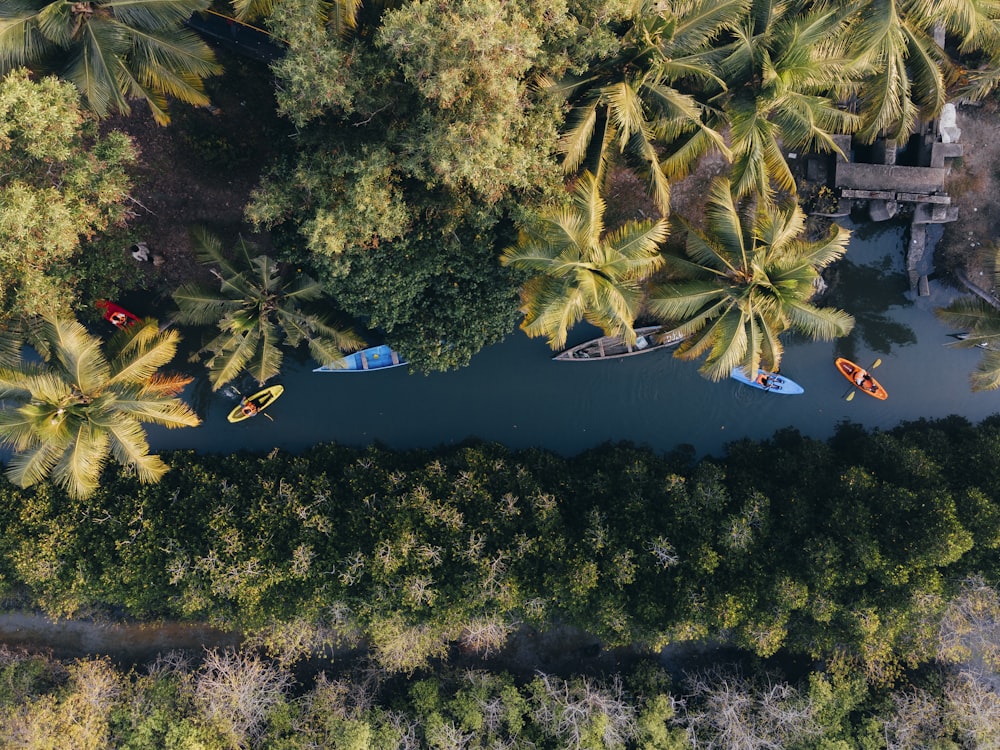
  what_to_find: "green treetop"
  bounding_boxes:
[0,69,135,320]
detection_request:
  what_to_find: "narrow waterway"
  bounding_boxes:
[6,218,998,663]
[148,218,998,460]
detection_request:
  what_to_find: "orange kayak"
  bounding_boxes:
[835,357,887,400]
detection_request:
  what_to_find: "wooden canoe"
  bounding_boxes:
[553,326,687,361]
[227,384,284,423]
[835,357,887,400]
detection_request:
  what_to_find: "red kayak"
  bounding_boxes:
[96,300,141,328]
[835,357,888,400]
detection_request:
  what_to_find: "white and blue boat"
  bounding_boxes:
[730,367,804,395]
[314,344,408,372]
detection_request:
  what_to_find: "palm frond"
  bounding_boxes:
[245,318,282,386]
[702,178,747,265]
[0,6,55,69]
[5,438,65,490]
[111,393,201,427]
[627,129,672,216]
[66,18,131,118]
[971,350,1000,391]
[672,0,752,55]
[205,328,260,390]
[102,412,168,484]
[647,280,726,320]
[558,96,601,175]
[46,316,110,395]
[171,284,241,325]
[49,422,109,500]
[140,372,194,397]
[0,406,50,451]
[701,308,749,381]
[784,300,854,339]
[937,297,1000,331]
[108,322,181,386]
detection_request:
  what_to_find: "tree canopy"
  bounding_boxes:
[0,69,135,320]
[0,0,221,124]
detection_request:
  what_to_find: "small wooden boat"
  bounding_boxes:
[227,384,284,423]
[313,344,407,372]
[96,299,141,328]
[730,367,804,395]
[835,357,887,400]
[553,326,686,361]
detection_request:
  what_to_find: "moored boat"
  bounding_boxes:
[96,299,141,328]
[835,357,888,400]
[313,344,407,372]
[730,367,804,394]
[227,384,284,423]
[553,326,686,361]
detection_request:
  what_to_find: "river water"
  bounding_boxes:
[147,218,1000,459]
[4,218,997,661]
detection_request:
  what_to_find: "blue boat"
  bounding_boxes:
[313,345,408,372]
[730,367,804,395]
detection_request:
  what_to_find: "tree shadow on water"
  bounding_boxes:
[824,258,917,361]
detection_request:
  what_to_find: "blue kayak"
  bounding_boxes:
[730,367,804,395]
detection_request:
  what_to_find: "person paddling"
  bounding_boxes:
[854,369,877,393]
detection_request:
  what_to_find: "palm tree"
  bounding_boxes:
[646,177,854,381]
[544,0,739,215]
[172,228,364,390]
[0,0,221,124]
[937,245,1000,391]
[500,171,668,350]
[844,0,1000,143]
[0,316,200,499]
[699,0,859,202]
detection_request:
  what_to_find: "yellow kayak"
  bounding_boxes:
[226,384,284,423]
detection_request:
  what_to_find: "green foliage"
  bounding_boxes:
[546,0,737,214]
[0,316,200,500]
[0,0,221,124]
[376,0,565,203]
[844,0,1000,143]
[936,243,1000,391]
[501,171,668,350]
[314,207,521,372]
[247,142,413,257]
[647,178,855,381]
[0,417,996,678]
[171,228,365,388]
[0,69,136,319]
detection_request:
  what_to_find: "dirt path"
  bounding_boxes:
[0,613,241,665]
[936,102,1000,283]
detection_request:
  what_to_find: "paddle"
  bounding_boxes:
[844,358,882,402]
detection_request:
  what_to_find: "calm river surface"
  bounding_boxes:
[148,219,999,459]
[4,219,997,660]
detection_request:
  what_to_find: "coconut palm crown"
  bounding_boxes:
[698,0,860,202]
[845,0,1000,143]
[500,171,668,350]
[647,177,854,381]
[0,0,221,124]
[172,228,365,390]
[543,0,739,215]
[0,316,200,499]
